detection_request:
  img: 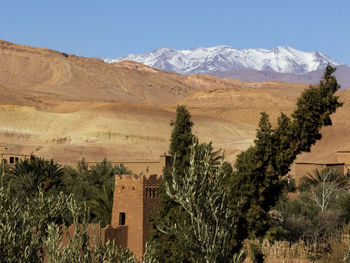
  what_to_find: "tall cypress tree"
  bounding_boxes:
[148,105,194,263]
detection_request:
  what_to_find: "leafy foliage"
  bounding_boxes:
[269,167,350,259]
[299,168,348,192]
[0,186,69,262]
[63,159,131,226]
[44,199,137,263]
[228,65,342,245]
[9,156,64,199]
[147,138,244,263]
[0,169,137,263]
[149,67,342,261]
[165,138,241,262]
[86,185,114,226]
[149,105,195,263]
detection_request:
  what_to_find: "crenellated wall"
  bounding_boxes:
[111,174,162,262]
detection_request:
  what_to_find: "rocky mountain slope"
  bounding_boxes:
[107,45,350,89]
[106,46,341,75]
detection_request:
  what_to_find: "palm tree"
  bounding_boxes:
[299,168,348,192]
[87,185,114,227]
[10,156,64,198]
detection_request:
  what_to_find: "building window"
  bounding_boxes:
[15,157,19,163]
[119,212,126,225]
[2,159,6,164]
[9,157,14,164]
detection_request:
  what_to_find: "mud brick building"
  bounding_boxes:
[111,174,162,261]
[0,145,30,164]
[58,173,163,262]
[294,150,350,183]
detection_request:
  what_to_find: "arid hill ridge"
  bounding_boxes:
[0,39,307,109]
[0,39,348,165]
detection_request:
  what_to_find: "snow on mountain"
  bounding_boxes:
[105,46,342,75]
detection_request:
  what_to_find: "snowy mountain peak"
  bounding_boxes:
[105,46,342,75]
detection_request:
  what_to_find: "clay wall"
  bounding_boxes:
[1,154,29,165]
[337,151,350,175]
[294,162,345,184]
[111,174,161,262]
[337,151,350,164]
[142,175,161,251]
[0,146,6,154]
[0,145,31,165]
[85,154,170,175]
[60,224,128,248]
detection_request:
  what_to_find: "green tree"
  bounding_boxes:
[299,168,348,192]
[269,169,350,257]
[149,105,194,263]
[228,65,342,250]
[165,138,243,263]
[64,159,131,226]
[146,138,245,263]
[149,66,342,261]
[168,105,194,168]
[10,156,64,199]
[44,199,137,263]
[87,185,114,227]
[0,187,70,262]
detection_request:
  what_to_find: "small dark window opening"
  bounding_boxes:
[119,212,126,225]
[2,159,7,164]
[15,157,19,163]
[9,157,14,164]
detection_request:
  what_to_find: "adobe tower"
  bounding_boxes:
[111,174,161,261]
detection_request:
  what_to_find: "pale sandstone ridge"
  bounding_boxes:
[0,40,348,164]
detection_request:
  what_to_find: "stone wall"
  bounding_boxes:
[60,223,128,249]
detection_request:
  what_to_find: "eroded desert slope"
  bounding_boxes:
[0,40,348,165]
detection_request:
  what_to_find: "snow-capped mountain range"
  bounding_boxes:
[105,46,342,75]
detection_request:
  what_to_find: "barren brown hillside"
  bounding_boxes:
[0,39,348,166]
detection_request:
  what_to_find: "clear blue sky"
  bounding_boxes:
[1,0,349,64]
